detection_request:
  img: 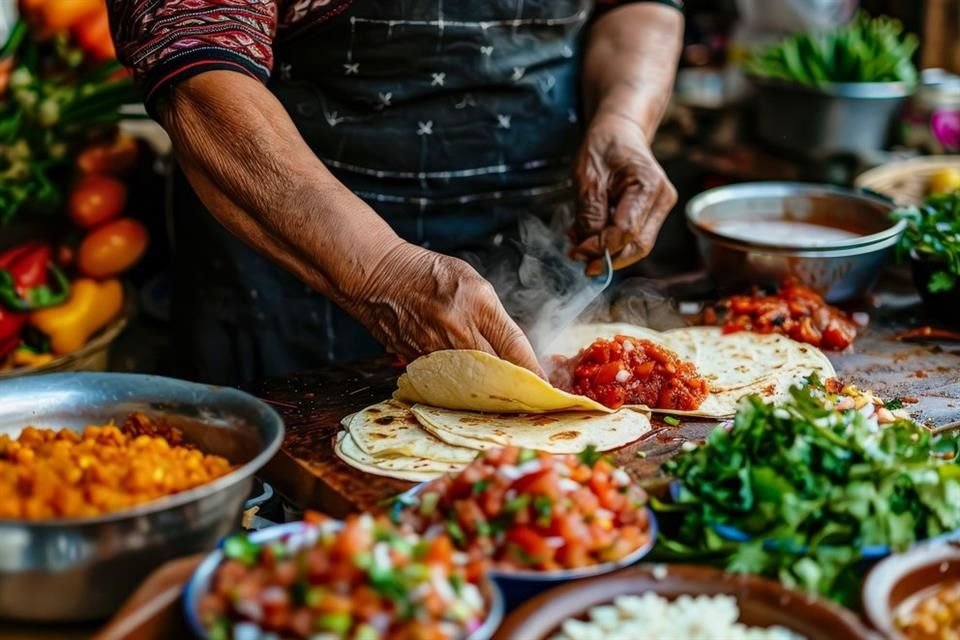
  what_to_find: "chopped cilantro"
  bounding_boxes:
[450,574,464,595]
[884,397,904,411]
[445,520,466,545]
[504,494,531,514]
[518,448,537,464]
[315,612,352,634]
[472,479,489,494]
[476,519,493,537]
[577,444,604,467]
[534,496,553,526]
[222,535,260,566]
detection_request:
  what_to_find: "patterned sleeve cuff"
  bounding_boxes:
[142,50,270,119]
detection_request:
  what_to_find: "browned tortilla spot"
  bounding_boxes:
[368,408,381,414]
[493,429,507,436]
[374,416,396,425]
[371,433,388,439]
[549,431,580,441]
[530,416,561,426]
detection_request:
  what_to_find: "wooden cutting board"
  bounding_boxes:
[245,305,960,516]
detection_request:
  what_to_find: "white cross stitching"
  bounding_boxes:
[562,45,573,58]
[417,121,434,136]
[431,72,446,86]
[481,45,494,56]
[376,92,393,109]
[344,63,360,75]
[511,67,525,81]
[326,111,345,127]
[279,63,292,80]
[497,114,511,129]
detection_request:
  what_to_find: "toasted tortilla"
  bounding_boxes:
[409,404,651,454]
[347,400,477,463]
[334,431,463,482]
[545,324,836,418]
[394,349,610,414]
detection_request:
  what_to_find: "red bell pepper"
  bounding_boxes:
[0,242,70,311]
[0,310,25,358]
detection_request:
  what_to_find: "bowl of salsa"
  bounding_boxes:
[391,446,657,609]
[185,513,503,640]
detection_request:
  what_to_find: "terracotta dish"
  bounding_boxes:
[494,564,871,640]
[862,542,960,637]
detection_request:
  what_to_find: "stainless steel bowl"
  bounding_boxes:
[687,182,905,302]
[752,78,912,155]
[0,373,284,623]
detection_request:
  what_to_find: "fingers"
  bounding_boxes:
[574,153,609,238]
[474,284,545,377]
[611,180,659,235]
[609,181,678,270]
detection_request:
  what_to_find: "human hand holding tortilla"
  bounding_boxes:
[347,242,544,375]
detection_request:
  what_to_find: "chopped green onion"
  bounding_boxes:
[664,416,681,426]
[445,520,466,545]
[577,444,603,467]
[504,494,531,514]
[222,535,260,566]
[315,612,352,634]
[419,491,440,517]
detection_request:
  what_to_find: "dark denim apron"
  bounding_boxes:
[172,0,591,384]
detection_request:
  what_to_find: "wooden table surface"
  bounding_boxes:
[246,283,960,515]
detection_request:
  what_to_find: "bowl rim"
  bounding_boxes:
[0,372,284,528]
[183,520,505,640]
[748,76,915,99]
[686,181,907,253]
[394,481,659,583]
[861,540,960,635]
[494,563,872,640]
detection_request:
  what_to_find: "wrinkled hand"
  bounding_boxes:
[572,113,677,275]
[347,242,544,374]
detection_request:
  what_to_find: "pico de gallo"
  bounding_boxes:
[198,513,490,640]
[701,279,857,350]
[551,335,710,411]
[395,446,652,573]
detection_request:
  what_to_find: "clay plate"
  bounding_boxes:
[494,564,871,640]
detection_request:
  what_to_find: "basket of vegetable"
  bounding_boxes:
[856,156,960,206]
[744,12,918,155]
[0,18,148,375]
[894,192,960,326]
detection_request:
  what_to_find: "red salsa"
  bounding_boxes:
[553,335,709,411]
[397,447,651,573]
[701,279,857,350]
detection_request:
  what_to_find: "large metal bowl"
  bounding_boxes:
[687,182,905,302]
[0,373,284,623]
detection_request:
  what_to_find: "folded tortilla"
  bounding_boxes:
[346,400,477,463]
[409,404,651,454]
[545,324,836,418]
[394,349,610,413]
[334,431,463,482]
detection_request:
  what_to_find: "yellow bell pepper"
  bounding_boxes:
[12,348,55,368]
[30,279,123,355]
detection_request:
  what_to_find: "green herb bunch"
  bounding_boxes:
[895,193,960,293]
[0,20,139,223]
[656,386,960,606]
[744,12,918,86]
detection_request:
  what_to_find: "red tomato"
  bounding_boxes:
[424,535,453,569]
[69,175,127,229]
[77,218,148,278]
[505,526,553,565]
[511,469,560,500]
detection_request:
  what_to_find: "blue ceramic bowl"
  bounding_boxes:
[395,482,659,611]
[183,520,504,640]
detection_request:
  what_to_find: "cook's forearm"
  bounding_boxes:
[158,71,402,308]
[582,3,684,138]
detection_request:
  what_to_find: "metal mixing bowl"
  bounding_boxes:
[687,182,905,302]
[0,373,284,623]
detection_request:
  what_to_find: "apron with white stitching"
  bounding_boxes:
[173,0,591,384]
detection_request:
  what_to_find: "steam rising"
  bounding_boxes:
[466,214,686,366]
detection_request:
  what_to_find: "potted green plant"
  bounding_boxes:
[744,13,919,155]
[895,192,960,326]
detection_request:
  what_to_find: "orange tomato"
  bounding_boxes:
[69,175,127,229]
[77,218,149,278]
[72,9,116,61]
[76,134,139,175]
[37,0,102,31]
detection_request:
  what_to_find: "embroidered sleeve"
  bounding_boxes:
[107,0,279,115]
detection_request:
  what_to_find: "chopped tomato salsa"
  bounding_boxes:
[701,279,857,350]
[199,513,489,640]
[396,446,651,573]
[553,335,709,411]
